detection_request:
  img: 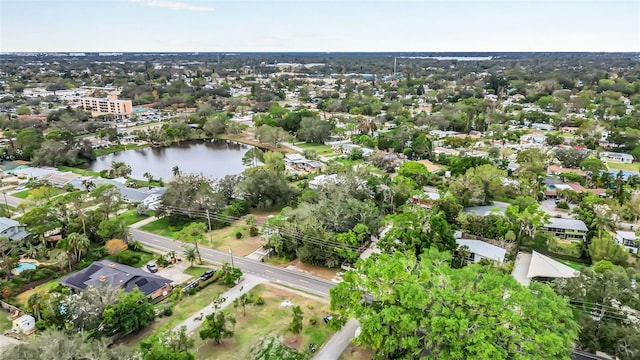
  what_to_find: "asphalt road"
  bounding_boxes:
[4,193,21,208]
[130,228,336,297]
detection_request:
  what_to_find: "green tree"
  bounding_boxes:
[5,329,135,360]
[199,310,236,344]
[102,288,156,335]
[183,245,198,267]
[263,151,285,174]
[553,268,640,357]
[505,196,550,243]
[588,237,629,266]
[140,326,195,360]
[178,222,207,264]
[66,232,90,263]
[26,292,44,321]
[242,147,264,168]
[97,218,129,242]
[220,262,242,286]
[109,161,132,178]
[288,305,303,334]
[378,206,457,255]
[91,184,123,220]
[397,161,430,187]
[331,249,579,360]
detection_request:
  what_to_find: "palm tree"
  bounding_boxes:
[0,236,17,280]
[143,172,153,189]
[27,292,43,321]
[56,251,73,273]
[66,233,90,263]
[184,246,198,267]
[167,250,177,264]
[172,166,181,177]
[242,148,264,168]
[68,192,88,235]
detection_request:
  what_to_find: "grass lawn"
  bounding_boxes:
[606,161,640,172]
[120,281,228,347]
[206,219,264,256]
[558,259,587,271]
[184,266,212,278]
[0,311,12,333]
[339,344,373,360]
[57,166,102,177]
[193,284,334,360]
[16,278,60,306]
[115,209,154,226]
[93,143,149,157]
[296,142,335,156]
[140,217,188,238]
[12,189,31,199]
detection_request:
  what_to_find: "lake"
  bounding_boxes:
[87,140,252,180]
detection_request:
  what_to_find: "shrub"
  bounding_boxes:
[163,307,173,316]
[187,287,197,296]
[105,239,128,255]
[235,231,243,239]
[556,201,570,209]
[35,321,48,330]
[255,296,265,305]
[116,250,141,266]
[249,226,259,237]
[310,316,318,325]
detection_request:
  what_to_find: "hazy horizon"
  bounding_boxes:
[1,0,639,53]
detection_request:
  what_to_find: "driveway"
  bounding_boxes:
[540,200,575,218]
[141,260,193,285]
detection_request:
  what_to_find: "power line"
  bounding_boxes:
[160,205,362,250]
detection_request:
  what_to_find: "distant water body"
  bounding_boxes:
[399,56,493,61]
[87,139,252,180]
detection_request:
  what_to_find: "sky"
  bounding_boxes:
[1,0,638,52]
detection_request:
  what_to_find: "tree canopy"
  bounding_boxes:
[331,249,579,360]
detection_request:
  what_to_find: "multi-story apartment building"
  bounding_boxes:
[79,94,132,118]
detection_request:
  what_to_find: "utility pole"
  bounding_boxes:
[205,209,213,245]
[229,248,235,268]
[2,190,9,217]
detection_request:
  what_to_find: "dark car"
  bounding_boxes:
[323,315,333,324]
[200,269,215,281]
[146,263,158,273]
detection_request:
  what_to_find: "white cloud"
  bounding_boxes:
[131,0,214,12]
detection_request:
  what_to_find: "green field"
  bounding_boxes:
[193,284,334,360]
[121,281,227,347]
[93,143,149,157]
[57,166,102,177]
[296,142,335,155]
[184,266,212,278]
[12,189,31,199]
[140,217,189,238]
[606,161,640,172]
[115,209,153,226]
[16,278,61,306]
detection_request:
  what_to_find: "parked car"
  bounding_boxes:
[200,269,215,281]
[146,263,158,273]
[182,281,199,292]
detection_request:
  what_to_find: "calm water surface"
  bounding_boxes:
[87,140,252,180]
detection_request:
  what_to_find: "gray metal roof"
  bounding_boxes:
[546,217,588,231]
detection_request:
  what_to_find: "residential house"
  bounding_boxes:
[615,231,639,254]
[512,251,579,286]
[332,143,375,158]
[542,218,588,242]
[531,123,556,131]
[461,204,508,216]
[411,192,440,208]
[284,154,323,172]
[547,165,586,177]
[0,217,28,241]
[415,159,442,173]
[60,260,173,302]
[600,151,634,164]
[456,239,506,264]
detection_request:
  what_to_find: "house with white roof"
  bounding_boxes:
[600,151,634,164]
[512,251,579,286]
[615,231,639,254]
[456,239,506,264]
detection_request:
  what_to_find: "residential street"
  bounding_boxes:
[129,228,336,297]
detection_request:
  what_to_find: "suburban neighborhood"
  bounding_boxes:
[0,48,638,360]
